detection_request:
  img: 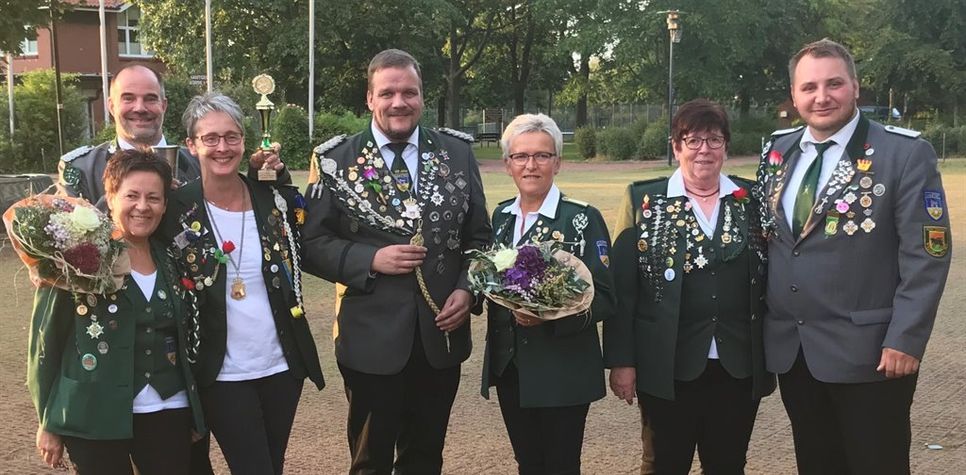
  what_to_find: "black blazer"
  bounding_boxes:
[159,175,324,389]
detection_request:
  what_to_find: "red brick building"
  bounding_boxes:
[8,1,166,138]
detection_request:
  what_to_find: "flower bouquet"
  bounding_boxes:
[3,195,128,294]
[467,241,594,320]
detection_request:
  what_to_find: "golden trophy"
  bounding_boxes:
[252,73,278,181]
[151,145,180,179]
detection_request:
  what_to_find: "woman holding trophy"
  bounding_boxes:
[475,113,616,475]
[159,92,323,474]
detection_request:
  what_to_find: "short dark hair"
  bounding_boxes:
[103,149,173,201]
[367,49,422,91]
[112,63,166,98]
[788,38,857,85]
[671,99,731,147]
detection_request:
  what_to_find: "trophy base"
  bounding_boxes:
[258,168,278,182]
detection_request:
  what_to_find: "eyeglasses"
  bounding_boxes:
[507,152,557,164]
[195,133,244,147]
[681,135,726,150]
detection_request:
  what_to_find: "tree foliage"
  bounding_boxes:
[0,69,87,173]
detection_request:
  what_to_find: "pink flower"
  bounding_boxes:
[362,167,378,181]
[768,150,783,167]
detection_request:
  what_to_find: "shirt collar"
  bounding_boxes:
[667,168,740,199]
[502,184,562,220]
[117,135,167,150]
[371,122,419,154]
[800,108,860,152]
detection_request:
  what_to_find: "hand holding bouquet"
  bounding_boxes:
[467,241,594,320]
[3,195,128,294]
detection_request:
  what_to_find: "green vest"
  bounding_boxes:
[677,243,752,381]
[128,272,186,399]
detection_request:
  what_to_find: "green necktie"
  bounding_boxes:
[388,142,413,191]
[792,140,834,236]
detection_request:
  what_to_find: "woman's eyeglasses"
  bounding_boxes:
[681,135,726,150]
[507,152,557,164]
[196,133,244,147]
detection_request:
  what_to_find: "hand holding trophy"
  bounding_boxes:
[253,73,278,181]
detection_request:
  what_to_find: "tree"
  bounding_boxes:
[0,0,50,55]
[0,69,87,173]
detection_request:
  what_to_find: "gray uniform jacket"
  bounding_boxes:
[58,140,201,211]
[301,126,492,375]
[756,116,952,383]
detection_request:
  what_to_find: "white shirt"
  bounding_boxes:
[781,110,860,230]
[667,169,740,360]
[130,269,190,413]
[372,123,419,193]
[502,184,561,245]
[117,135,167,150]
[666,169,740,239]
[206,203,289,381]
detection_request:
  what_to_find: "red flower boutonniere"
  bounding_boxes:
[767,150,783,173]
[181,277,196,290]
[221,240,236,254]
[732,187,750,204]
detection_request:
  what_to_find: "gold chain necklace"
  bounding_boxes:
[204,191,248,300]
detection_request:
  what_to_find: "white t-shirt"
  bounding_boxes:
[130,269,190,414]
[206,202,289,381]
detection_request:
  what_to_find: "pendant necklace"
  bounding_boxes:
[205,190,248,300]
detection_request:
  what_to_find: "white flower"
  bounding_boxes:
[69,206,102,233]
[492,248,518,272]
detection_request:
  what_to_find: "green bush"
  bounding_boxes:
[638,124,669,160]
[922,124,965,157]
[598,127,637,161]
[271,104,312,170]
[574,127,596,159]
[0,70,88,173]
[313,110,369,144]
[92,125,116,146]
[161,76,201,144]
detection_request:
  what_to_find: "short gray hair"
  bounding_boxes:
[182,92,245,139]
[500,113,564,159]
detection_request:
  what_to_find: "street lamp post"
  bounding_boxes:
[665,10,682,166]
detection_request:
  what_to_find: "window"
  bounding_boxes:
[118,6,153,57]
[20,29,38,56]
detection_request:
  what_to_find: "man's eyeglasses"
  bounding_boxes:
[196,133,244,147]
[681,135,726,150]
[507,152,557,164]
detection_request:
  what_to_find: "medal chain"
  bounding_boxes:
[204,192,247,297]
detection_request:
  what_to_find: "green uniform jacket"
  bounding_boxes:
[604,177,776,401]
[480,195,617,408]
[27,240,206,440]
[159,176,324,390]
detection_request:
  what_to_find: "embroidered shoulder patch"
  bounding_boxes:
[923,226,949,257]
[923,190,944,221]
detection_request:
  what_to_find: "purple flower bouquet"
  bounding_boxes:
[467,242,593,320]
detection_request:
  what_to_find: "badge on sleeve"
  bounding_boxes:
[923,226,949,257]
[596,240,610,267]
[923,191,944,221]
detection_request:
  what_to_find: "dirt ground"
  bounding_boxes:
[1,159,963,474]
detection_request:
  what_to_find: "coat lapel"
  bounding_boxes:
[770,137,802,238]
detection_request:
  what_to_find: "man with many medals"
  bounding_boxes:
[756,39,951,474]
[301,49,491,474]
